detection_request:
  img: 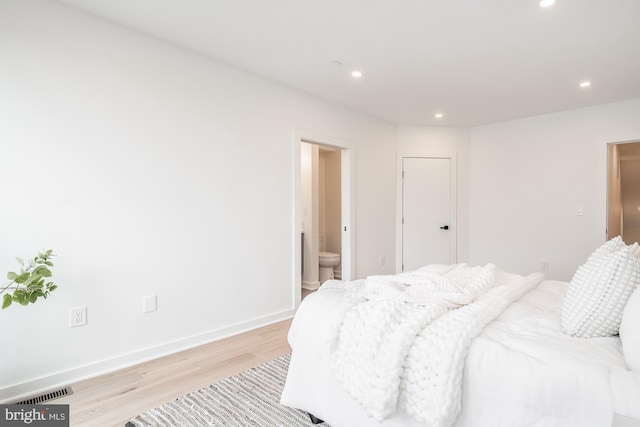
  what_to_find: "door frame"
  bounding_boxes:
[293,129,355,307]
[396,154,457,272]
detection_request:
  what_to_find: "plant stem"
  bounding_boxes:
[0,283,15,297]
[0,264,34,296]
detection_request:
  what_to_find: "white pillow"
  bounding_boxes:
[630,242,640,262]
[620,284,640,371]
[562,244,640,338]
[586,235,626,263]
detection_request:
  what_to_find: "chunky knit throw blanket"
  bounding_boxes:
[327,264,544,427]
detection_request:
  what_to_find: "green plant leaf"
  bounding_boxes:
[3,249,56,310]
[14,272,30,284]
[33,266,52,277]
[27,280,43,290]
[14,290,28,306]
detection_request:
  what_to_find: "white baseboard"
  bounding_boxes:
[613,414,640,427]
[301,280,321,290]
[0,308,295,404]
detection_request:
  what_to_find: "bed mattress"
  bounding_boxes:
[281,280,640,427]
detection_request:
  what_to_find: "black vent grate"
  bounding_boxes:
[13,386,73,405]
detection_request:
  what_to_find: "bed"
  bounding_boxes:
[281,238,640,427]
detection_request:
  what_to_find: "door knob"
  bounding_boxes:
[440,225,449,230]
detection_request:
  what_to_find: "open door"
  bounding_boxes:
[608,141,640,244]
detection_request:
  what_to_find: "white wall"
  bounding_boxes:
[0,0,396,400]
[469,98,640,280]
[396,126,471,265]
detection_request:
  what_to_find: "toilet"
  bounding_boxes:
[319,251,340,283]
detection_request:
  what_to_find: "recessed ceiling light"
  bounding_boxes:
[351,70,363,78]
[435,113,444,119]
[539,0,555,7]
[579,81,592,88]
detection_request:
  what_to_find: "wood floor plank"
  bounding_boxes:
[51,318,293,427]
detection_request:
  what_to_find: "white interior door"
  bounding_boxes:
[402,157,454,271]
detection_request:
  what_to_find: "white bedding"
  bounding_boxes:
[281,279,640,427]
[329,264,544,425]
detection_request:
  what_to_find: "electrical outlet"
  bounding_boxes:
[143,295,157,313]
[380,256,386,266]
[542,261,550,271]
[69,306,87,327]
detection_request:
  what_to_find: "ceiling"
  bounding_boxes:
[56,0,640,127]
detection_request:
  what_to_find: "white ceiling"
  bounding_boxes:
[56,0,640,126]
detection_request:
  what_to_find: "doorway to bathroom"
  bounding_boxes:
[301,142,342,289]
[607,140,640,244]
[293,130,354,307]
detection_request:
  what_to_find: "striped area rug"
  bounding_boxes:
[126,354,328,426]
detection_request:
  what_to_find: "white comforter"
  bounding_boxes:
[327,264,543,426]
[281,275,640,427]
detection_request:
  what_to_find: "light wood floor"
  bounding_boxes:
[51,318,293,427]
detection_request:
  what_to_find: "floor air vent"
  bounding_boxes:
[13,386,73,405]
